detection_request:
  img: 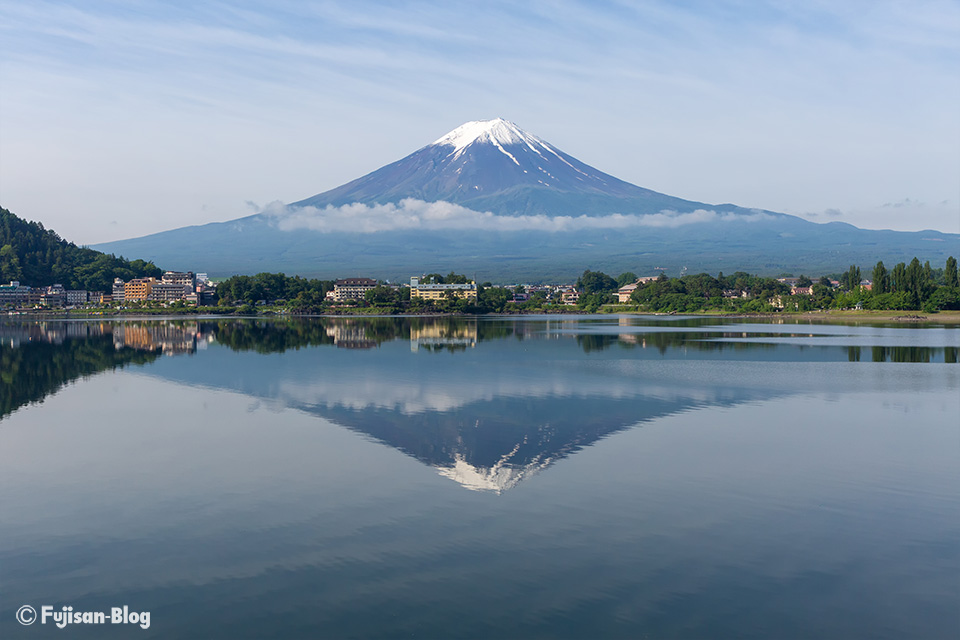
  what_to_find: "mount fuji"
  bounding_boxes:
[289,118,757,218]
[94,119,957,280]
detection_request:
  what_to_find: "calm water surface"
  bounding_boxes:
[1,316,957,639]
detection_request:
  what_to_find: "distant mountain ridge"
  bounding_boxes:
[92,119,958,281]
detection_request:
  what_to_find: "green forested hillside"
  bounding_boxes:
[0,207,161,291]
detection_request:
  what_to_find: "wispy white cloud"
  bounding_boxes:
[264,199,773,233]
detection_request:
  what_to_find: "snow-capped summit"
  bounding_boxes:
[431,118,545,155]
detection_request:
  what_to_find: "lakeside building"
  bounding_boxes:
[617,283,638,303]
[65,289,89,306]
[0,281,31,306]
[162,271,195,288]
[123,277,156,301]
[332,277,378,301]
[2,271,212,308]
[616,277,661,303]
[0,282,93,308]
[552,284,580,305]
[113,278,126,302]
[409,277,477,301]
[149,281,192,302]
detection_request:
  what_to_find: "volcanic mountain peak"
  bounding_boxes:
[431,118,539,154]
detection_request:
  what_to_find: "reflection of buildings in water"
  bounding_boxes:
[111,322,209,355]
[325,322,377,349]
[410,320,478,352]
[0,321,111,347]
[0,321,214,355]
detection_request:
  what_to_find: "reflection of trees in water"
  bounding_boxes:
[870,345,937,363]
[0,336,160,419]
[576,330,784,355]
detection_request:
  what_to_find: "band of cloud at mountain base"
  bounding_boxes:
[264,199,774,233]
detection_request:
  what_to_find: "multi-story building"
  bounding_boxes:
[332,277,378,301]
[616,277,659,303]
[196,283,217,306]
[39,285,66,307]
[65,290,88,306]
[148,282,191,302]
[616,283,639,303]
[24,290,43,306]
[162,271,195,288]
[112,278,126,302]
[123,277,156,301]
[0,281,31,307]
[409,277,478,301]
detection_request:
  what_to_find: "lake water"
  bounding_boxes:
[1,315,957,639]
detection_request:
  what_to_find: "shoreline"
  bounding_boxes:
[6,308,960,324]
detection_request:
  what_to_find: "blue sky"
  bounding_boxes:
[1,0,958,243]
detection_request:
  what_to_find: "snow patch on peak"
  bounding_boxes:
[432,118,545,154]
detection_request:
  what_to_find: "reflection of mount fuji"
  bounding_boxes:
[143,319,808,493]
[7,317,952,492]
[310,390,760,493]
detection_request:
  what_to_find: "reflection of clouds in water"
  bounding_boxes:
[273,356,956,416]
[275,364,735,415]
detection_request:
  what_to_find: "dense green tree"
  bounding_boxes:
[891,262,907,292]
[872,261,889,294]
[811,282,835,307]
[945,256,958,288]
[576,292,611,312]
[924,287,960,312]
[683,273,723,298]
[615,272,638,287]
[0,244,23,281]
[841,265,861,291]
[445,272,470,284]
[364,285,400,307]
[577,270,618,294]
[477,285,514,313]
[796,275,812,287]
[217,273,332,305]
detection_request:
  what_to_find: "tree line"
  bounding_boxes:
[614,257,959,313]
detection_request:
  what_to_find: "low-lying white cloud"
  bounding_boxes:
[263,198,773,233]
